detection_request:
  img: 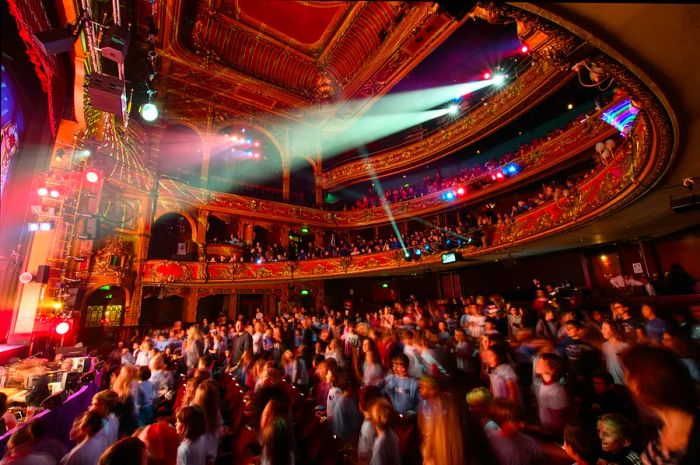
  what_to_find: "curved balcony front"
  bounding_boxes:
[143,104,673,285]
[156,105,618,229]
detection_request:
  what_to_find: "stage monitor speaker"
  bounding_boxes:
[36,265,51,284]
[435,1,478,21]
[33,29,73,55]
[101,25,131,63]
[88,74,126,115]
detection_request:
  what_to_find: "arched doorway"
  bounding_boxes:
[158,125,203,186]
[140,293,185,326]
[148,213,194,260]
[289,157,316,206]
[208,126,283,200]
[196,294,227,323]
[81,286,126,349]
[206,215,228,243]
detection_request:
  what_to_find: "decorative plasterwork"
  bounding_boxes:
[155,0,463,119]
[155,110,616,229]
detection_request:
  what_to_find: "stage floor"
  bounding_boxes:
[0,344,29,365]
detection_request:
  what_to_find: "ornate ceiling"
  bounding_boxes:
[154,0,463,121]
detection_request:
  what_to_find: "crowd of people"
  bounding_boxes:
[347,108,596,212]
[2,276,699,465]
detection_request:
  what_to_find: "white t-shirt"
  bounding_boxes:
[536,381,568,432]
[488,364,517,400]
[59,435,106,465]
[252,332,264,354]
[176,436,207,465]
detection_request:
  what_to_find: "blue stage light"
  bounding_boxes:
[503,163,520,175]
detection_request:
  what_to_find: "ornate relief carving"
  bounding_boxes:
[93,237,133,277]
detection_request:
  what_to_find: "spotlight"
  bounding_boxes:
[381,283,389,289]
[254,141,260,147]
[253,152,260,159]
[415,249,422,256]
[521,45,529,53]
[567,103,574,110]
[456,187,465,196]
[39,222,53,231]
[255,258,263,264]
[503,163,520,175]
[139,102,159,122]
[493,74,507,86]
[28,223,40,232]
[38,187,49,196]
[85,169,101,183]
[55,321,71,336]
[80,149,91,157]
[49,189,61,198]
[442,191,456,201]
[447,104,459,115]
[483,72,491,80]
[495,172,504,179]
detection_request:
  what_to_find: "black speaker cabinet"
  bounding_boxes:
[33,29,73,55]
[87,74,126,115]
[36,265,51,284]
[101,25,131,63]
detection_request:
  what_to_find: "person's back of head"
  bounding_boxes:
[176,405,206,441]
[81,410,104,438]
[621,344,697,413]
[563,422,600,465]
[98,437,146,465]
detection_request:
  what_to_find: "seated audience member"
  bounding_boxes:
[381,354,420,415]
[369,398,400,465]
[487,398,542,465]
[60,411,107,465]
[596,413,641,465]
[622,345,700,465]
[466,387,500,433]
[175,406,207,465]
[97,437,147,465]
[563,422,602,465]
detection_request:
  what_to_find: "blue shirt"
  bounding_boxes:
[382,374,419,414]
[644,318,667,344]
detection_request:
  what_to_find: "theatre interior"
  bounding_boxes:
[0,1,699,465]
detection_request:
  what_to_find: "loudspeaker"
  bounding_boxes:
[36,265,51,284]
[101,25,131,63]
[33,29,73,55]
[88,74,126,115]
[435,1,478,20]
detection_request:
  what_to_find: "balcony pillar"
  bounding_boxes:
[184,289,198,323]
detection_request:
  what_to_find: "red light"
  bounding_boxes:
[49,189,61,198]
[491,175,496,181]
[55,321,71,335]
[456,187,465,195]
[38,187,49,196]
[253,153,260,159]
[483,72,491,80]
[254,141,260,147]
[85,169,101,183]
[496,172,504,179]
[521,45,529,53]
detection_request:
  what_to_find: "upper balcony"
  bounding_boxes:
[155,101,619,229]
